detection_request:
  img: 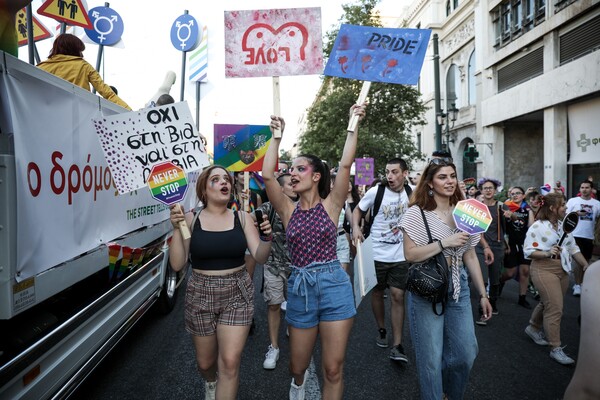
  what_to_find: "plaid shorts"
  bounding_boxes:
[185,268,254,336]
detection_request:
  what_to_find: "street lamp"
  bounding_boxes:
[436,103,459,154]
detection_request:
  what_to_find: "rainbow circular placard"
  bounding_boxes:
[453,199,492,235]
[147,161,188,205]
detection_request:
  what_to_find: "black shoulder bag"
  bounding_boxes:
[406,208,450,316]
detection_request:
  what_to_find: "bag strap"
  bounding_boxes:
[370,183,386,221]
[419,207,449,316]
[419,207,434,244]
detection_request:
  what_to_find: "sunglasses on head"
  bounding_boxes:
[429,157,453,166]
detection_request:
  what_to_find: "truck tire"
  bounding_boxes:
[156,263,178,314]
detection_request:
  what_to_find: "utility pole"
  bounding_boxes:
[433,34,442,152]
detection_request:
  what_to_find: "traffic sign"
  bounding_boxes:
[15,8,53,46]
[85,6,124,46]
[453,199,492,235]
[171,13,199,52]
[37,0,93,29]
[147,162,188,206]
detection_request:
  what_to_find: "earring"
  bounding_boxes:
[428,189,434,197]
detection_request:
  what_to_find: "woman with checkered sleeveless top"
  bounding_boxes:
[263,105,366,400]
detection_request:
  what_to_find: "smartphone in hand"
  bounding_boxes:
[255,210,265,236]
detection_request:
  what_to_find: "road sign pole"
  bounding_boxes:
[196,81,200,131]
[26,4,35,64]
[179,10,189,102]
[93,44,104,94]
[180,50,186,102]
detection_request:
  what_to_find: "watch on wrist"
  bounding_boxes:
[480,294,489,300]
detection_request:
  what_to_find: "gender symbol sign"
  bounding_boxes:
[171,13,199,52]
[453,199,492,235]
[16,8,53,46]
[37,0,92,29]
[224,7,323,78]
[324,24,431,85]
[85,6,124,46]
[93,101,209,194]
[147,162,188,205]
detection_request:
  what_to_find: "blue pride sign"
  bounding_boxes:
[324,25,431,85]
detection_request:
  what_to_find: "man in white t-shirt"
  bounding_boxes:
[352,158,411,363]
[566,180,600,296]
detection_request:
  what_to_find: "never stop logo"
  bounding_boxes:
[147,161,188,206]
[453,199,492,235]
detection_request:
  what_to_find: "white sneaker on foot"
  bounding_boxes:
[205,380,217,400]
[289,371,307,400]
[263,345,280,370]
[525,325,548,346]
[573,284,581,297]
[550,346,575,365]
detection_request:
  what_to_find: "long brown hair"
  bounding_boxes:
[49,34,85,58]
[195,165,232,207]
[409,161,463,210]
[534,192,564,221]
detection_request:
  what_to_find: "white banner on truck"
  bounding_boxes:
[3,64,199,282]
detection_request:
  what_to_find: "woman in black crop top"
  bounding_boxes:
[169,165,272,400]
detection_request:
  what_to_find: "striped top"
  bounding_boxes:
[401,206,480,301]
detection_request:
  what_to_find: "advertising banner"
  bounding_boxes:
[3,62,198,281]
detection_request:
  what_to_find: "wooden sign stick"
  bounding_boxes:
[272,76,282,138]
[347,81,371,133]
[178,204,191,240]
[243,172,250,212]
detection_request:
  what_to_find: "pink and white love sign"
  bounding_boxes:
[224,7,323,78]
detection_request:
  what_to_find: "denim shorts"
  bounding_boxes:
[286,260,356,328]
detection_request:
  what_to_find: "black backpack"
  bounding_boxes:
[362,183,412,238]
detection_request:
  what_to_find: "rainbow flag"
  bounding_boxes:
[108,243,121,281]
[213,124,272,172]
[117,246,134,280]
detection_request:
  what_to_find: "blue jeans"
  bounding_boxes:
[286,260,356,328]
[408,268,478,400]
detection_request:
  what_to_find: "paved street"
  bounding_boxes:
[72,267,582,400]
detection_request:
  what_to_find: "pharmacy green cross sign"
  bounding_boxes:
[464,146,479,163]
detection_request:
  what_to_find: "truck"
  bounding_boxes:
[0,52,192,399]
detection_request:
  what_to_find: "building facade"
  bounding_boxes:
[403,0,599,195]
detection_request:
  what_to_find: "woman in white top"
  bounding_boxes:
[523,192,589,365]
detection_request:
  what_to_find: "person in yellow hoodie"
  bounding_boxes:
[37,33,131,110]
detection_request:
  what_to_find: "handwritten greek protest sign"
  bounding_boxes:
[93,102,209,194]
[323,25,431,85]
[224,7,323,78]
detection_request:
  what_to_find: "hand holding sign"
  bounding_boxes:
[149,162,190,239]
[453,199,493,235]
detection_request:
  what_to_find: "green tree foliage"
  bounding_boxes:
[299,0,427,176]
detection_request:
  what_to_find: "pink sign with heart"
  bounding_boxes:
[224,7,323,78]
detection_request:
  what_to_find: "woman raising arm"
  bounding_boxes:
[262,104,366,400]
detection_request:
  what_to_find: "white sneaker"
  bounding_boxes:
[263,345,280,370]
[550,346,575,365]
[525,325,549,346]
[205,380,217,400]
[573,284,581,297]
[289,371,307,400]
